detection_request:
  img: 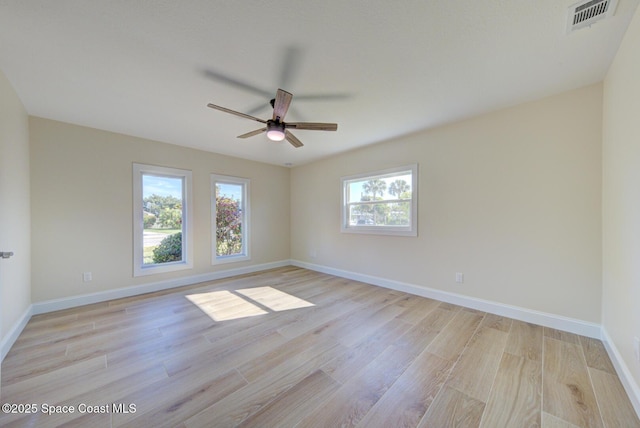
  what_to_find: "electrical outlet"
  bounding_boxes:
[455,272,464,283]
[309,248,317,258]
[83,272,92,282]
[634,337,640,363]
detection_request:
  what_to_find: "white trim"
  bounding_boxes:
[601,327,640,418]
[291,259,602,338]
[1,304,33,361]
[32,261,289,315]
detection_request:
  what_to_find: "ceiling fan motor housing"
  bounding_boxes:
[266,120,286,141]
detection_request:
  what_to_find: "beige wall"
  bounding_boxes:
[292,84,603,323]
[602,4,640,390]
[29,117,290,302]
[0,71,31,345]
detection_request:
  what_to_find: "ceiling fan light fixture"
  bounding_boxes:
[266,122,286,141]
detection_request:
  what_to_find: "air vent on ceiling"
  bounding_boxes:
[566,0,618,33]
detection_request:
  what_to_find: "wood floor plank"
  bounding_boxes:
[68,363,167,409]
[158,310,217,341]
[479,313,512,332]
[12,364,169,428]
[236,370,340,428]
[183,339,346,427]
[65,325,164,360]
[542,412,582,427]
[237,330,340,383]
[437,301,462,311]
[543,337,604,428]
[406,305,459,334]
[418,385,485,428]
[204,310,295,349]
[580,336,616,375]
[427,309,484,362]
[20,311,79,327]
[588,367,640,427]
[321,317,412,384]
[1,342,74,385]
[106,331,211,370]
[445,326,508,402]
[163,330,288,378]
[387,307,459,367]
[544,327,581,345]
[296,343,423,428]
[1,356,107,405]
[505,319,543,361]
[330,301,407,347]
[394,294,441,325]
[8,321,96,352]
[113,369,247,428]
[274,297,363,339]
[15,314,88,340]
[480,352,541,427]
[355,351,452,428]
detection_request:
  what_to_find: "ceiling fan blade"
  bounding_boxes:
[285,122,338,131]
[285,130,303,148]
[203,70,272,97]
[279,46,302,89]
[293,93,352,101]
[237,128,266,139]
[245,102,271,116]
[207,103,267,124]
[272,89,293,121]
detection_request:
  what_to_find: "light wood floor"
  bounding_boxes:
[1,267,638,427]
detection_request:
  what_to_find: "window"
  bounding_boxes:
[341,164,418,236]
[212,174,250,264]
[133,163,193,276]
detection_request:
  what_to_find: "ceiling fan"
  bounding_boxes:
[203,46,350,117]
[207,88,338,148]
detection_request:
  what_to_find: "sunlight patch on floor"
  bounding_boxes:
[186,286,315,322]
[236,286,315,312]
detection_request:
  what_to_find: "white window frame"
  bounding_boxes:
[341,164,418,237]
[211,174,251,264]
[133,163,193,276]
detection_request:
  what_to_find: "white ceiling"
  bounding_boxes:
[0,1,638,167]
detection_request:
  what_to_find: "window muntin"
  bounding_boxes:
[341,164,418,236]
[212,174,250,264]
[133,163,193,276]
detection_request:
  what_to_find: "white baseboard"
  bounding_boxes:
[1,304,33,361]
[601,328,640,418]
[291,259,602,339]
[1,260,290,362]
[32,260,291,315]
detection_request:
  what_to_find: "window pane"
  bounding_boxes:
[347,172,412,227]
[348,174,412,203]
[216,182,244,257]
[348,202,411,227]
[348,204,373,225]
[142,174,183,265]
[389,201,411,225]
